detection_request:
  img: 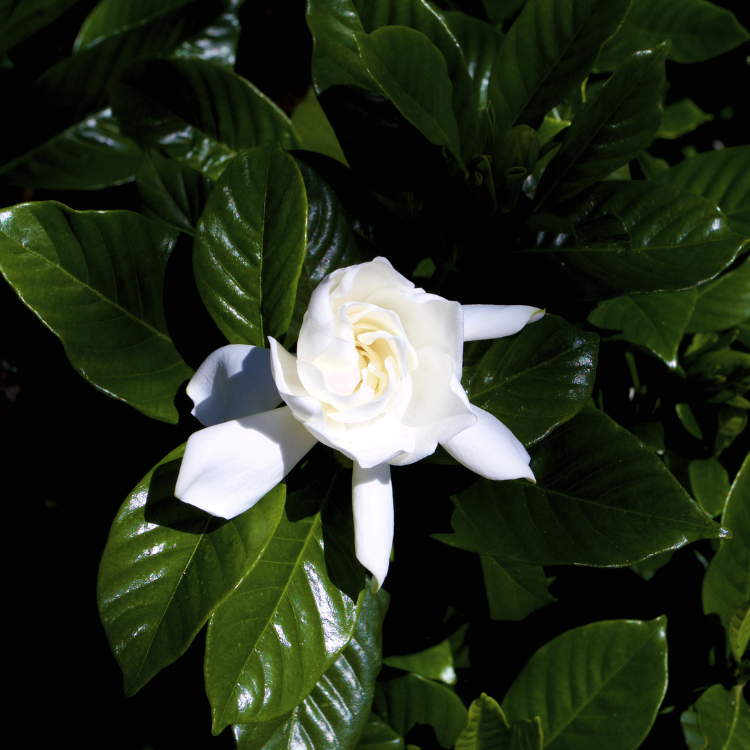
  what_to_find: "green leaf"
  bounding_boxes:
[204,474,365,732]
[463,314,598,447]
[517,181,747,299]
[656,98,713,140]
[0,0,81,54]
[373,673,468,749]
[354,26,465,169]
[480,557,556,621]
[676,403,704,440]
[0,201,192,422]
[434,407,727,566]
[291,88,349,166]
[657,145,750,236]
[482,0,527,25]
[356,714,405,750]
[680,685,750,750]
[112,57,301,181]
[502,618,668,750]
[488,0,630,137]
[535,42,668,207]
[384,638,457,685]
[703,451,750,646]
[686,258,750,334]
[628,549,675,582]
[173,0,243,68]
[455,693,511,750]
[689,458,730,518]
[98,445,285,696]
[193,143,308,347]
[728,601,750,663]
[587,290,697,368]
[596,0,750,69]
[510,718,543,750]
[233,587,389,749]
[136,151,214,236]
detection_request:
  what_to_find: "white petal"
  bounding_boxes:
[462,305,545,341]
[442,405,535,482]
[187,344,281,427]
[175,406,318,519]
[352,461,394,592]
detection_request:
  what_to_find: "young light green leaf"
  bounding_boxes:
[356,714,405,750]
[503,618,667,750]
[455,693,511,750]
[384,638,457,685]
[480,557,556,621]
[656,98,713,140]
[676,403,704,440]
[98,445,285,696]
[434,407,728,566]
[686,258,750,334]
[729,601,750,663]
[0,201,192,422]
[291,88,349,166]
[689,458,730,518]
[193,143,308,347]
[680,685,750,750]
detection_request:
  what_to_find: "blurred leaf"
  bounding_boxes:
[98,445,284,696]
[629,549,675,582]
[373,673,468,749]
[510,718,542,750]
[0,202,192,422]
[502,618,668,750]
[686,258,750,334]
[112,57,301,181]
[233,587,388,749]
[656,98,713,140]
[728,601,750,663]
[384,639,457,685]
[596,0,750,69]
[455,693,511,750]
[205,474,365,732]
[136,150,214,235]
[434,407,728,566]
[714,407,749,455]
[680,685,750,750]
[676,403,704,440]
[356,714,405,750]
[463,314,598,447]
[482,0,527,25]
[588,290,697,368]
[292,88,349,166]
[535,42,668,207]
[413,257,436,279]
[173,0,243,67]
[193,143,308,347]
[0,0,81,54]
[689,458,730,518]
[480,557,555,621]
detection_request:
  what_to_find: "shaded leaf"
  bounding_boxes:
[356,714,405,750]
[628,549,675,582]
[680,685,750,750]
[676,403,704,440]
[656,98,713,140]
[455,693,511,750]
[291,88,349,165]
[482,0,527,25]
[689,458,730,518]
[480,557,555,621]
[0,0,81,54]
[686,258,750,334]
[173,0,243,67]
[729,601,750,663]
[510,718,542,750]
[384,638,456,685]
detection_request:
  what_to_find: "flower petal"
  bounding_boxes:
[352,461,394,592]
[188,344,281,427]
[442,405,535,482]
[462,305,545,341]
[175,406,318,519]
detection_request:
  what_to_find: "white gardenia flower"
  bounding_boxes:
[175,257,543,591]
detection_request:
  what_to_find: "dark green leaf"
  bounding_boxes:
[510,718,542,750]
[689,458,730,518]
[488,0,630,137]
[0,0,81,54]
[193,143,308,347]
[233,587,389,749]
[728,601,750,664]
[628,549,675,582]
[373,673,468,749]
[434,407,727,566]
[535,43,668,207]
[98,445,285,695]
[384,638,456,685]
[656,98,713,140]
[112,57,300,181]
[205,474,365,732]
[173,0,243,67]
[680,685,750,750]
[502,618,668,750]
[455,693,511,750]
[463,314,598,447]
[480,557,555,621]
[291,89,349,165]
[686,257,750,333]
[0,202,192,422]
[356,714,405,750]
[482,0,527,25]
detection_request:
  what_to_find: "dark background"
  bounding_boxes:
[2,1,748,748]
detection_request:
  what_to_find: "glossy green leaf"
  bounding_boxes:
[488,0,630,137]
[480,557,556,621]
[354,26,465,169]
[137,151,214,236]
[373,673,468,749]
[535,43,668,207]
[434,407,727,566]
[656,98,713,140]
[233,587,388,749]
[0,202,192,422]
[587,290,697,368]
[205,474,365,732]
[510,718,543,750]
[703,452,750,644]
[686,258,750,334]
[680,685,750,750]
[596,0,750,69]
[729,601,750,663]
[113,57,300,181]
[172,0,243,67]
[356,714,405,750]
[502,618,668,750]
[291,89,349,166]
[0,0,81,54]
[455,693,511,750]
[689,458,730,518]
[657,145,750,236]
[98,445,284,696]
[463,314,598,447]
[517,181,747,299]
[193,143,307,347]
[384,638,456,685]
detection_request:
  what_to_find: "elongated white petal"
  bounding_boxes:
[187,344,281,427]
[352,462,394,592]
[175,406,318,519]
[462,305,545,341]
[442,405,535,482]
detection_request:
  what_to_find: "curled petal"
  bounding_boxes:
[187,344,281,427]
[442,405,535,482]
[175,406,318,519]
[462,305,545,341]
[352,461,394,592]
